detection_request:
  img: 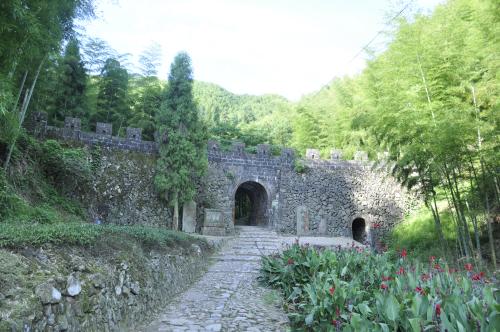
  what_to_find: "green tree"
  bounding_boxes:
[93,58,129,135]
[52,38,88,124]
[155,52,207,230]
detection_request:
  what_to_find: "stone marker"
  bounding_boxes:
[182,200,197,233]
[318,217,327,235]
[296,205,309,235]
[203,209,226,236]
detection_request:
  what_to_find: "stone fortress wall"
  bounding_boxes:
[29,113,418,243]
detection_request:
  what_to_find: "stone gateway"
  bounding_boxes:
[30,114,417,244]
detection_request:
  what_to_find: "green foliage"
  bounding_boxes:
[388,205,458,261]
[36,140,91,190]
[155,52,207,205]
[261,244,499,331]
[294,159,307,174]
[93,58,129,135]
[193,81,293,147]
[51,38,88,124]
[0,223,201,248]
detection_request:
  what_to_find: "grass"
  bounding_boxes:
[0,222,203,248]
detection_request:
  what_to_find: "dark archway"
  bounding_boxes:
[352,217,367,243]
[234,181,269,226]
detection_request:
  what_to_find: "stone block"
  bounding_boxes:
[306,149,320,160]
[126,127,142,141]
[330,149,342,160]
[182,200,196,233]
[64,117,81,131]
[96,122,112,136]
[281,148,295,162]
[296,205,309,235]
[231,141,245,155]
[208,140,220,153]
[354,151,368,162]
[202,209,227,236]
[257,144,271,158]
[319,217,327,235]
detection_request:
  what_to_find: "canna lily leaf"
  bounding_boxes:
[408,318,422,332]
[384,294,400,322]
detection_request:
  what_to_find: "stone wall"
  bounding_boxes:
[81,147,171,227]
[277,164,415,239]
[204,140,418,242]
[0,240,213,332]
[29,112,157,153]
[27,113,418,240]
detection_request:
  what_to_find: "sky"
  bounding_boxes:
[79,0,444,100]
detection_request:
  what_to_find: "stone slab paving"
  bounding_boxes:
[141,226,290,332]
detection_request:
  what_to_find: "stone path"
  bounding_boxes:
[141,226,289,332]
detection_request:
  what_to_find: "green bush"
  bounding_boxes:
[260,244,499,331]
[294,159,307,173]
[36,140,91,189]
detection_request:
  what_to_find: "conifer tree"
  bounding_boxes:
[93,58,129,134]
[155,52,207,230]
[53,38,88,123]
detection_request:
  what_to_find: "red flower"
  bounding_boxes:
[329,287,335,295]
[415,287,426,295]
[480,271,485,278]
[380,283,388,290]
[401,248,407,259]
[372,223,382,229]
[435,303,441,316]
[471,273,482,281]
[396,267,405,275]
[421,273,430,281]
[430,256,436,262]
[434,264,442,271]
[382,276,393,281]
[287,258,294,265]
[465,263,473,271]
[332,319,339,326]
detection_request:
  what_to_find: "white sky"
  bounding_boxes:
[80,0,444,100]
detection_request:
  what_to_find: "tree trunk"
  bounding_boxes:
[480,159,497,270]
[172,191,179,231]
[12,71,28,113]
[4,57,45,170]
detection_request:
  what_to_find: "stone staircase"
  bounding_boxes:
[207,226,283,276]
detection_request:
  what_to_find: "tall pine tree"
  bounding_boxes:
[53,38,88,124]
[93,58,129,134]
[155,52,207,230]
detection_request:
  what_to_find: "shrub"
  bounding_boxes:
[294,159,307,173]
[36,140,91,190]
[260,244,499,331]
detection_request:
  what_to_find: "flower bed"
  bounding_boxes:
[260,243,499,331]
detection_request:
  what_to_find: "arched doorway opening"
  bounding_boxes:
[234,181,269,226]
[352,217,367,243]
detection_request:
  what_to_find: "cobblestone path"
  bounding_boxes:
[142,226,290,332]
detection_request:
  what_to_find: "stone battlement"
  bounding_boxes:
[29,112,158,153]
[29,112,385,167]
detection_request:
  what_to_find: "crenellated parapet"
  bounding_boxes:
[29,112,389,165]
[30,112,158,153]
